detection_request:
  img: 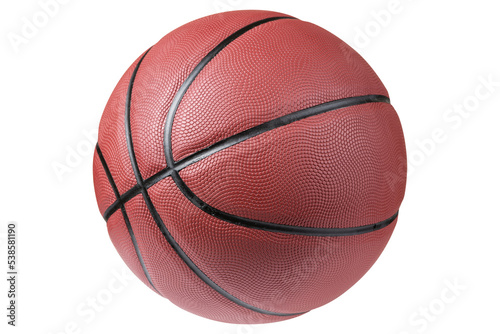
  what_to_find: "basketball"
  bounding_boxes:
[93,10,406,324]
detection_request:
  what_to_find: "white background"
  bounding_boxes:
[1,0,499,333]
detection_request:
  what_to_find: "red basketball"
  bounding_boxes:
[93,10,406,324]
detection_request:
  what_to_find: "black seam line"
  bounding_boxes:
[159,12,396,238]
[163,16,295,169]
[172,172,398,236]
[169,101,395,236]
[95,144,159,293]
[124,48,302,317]
[104,95,391,222]
[105,16,295,221]
[187,159,396,235]
[125,47,152,188]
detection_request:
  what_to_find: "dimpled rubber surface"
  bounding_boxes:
[125,180,300,323]
[93,10,407,324]
[129,10,293,180]
[92,149,116,215]
[96,54,146,195]
[148,177,397,314]
[171,18,388,161]
[106,208,155,290]
[179,103,405,229]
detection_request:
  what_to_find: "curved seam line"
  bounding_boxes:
[193,168,395,237]
[95,144,159,293]
[158,13,397,238]
[167,96,395,236]
[163,16,295,168]
[104,96,391,222]
[124,46,302,317]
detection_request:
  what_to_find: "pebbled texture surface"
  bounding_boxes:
[123,189,300,323]
[171,18,388,162]
[106,205,155,291]
[148,177,397,314]
[179,103,405,229]
[96,54,146,195]
[93,10,407,324]
[93,149,116,215]
[129,11,293,180]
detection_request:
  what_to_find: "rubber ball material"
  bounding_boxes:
[93,10,407,324]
